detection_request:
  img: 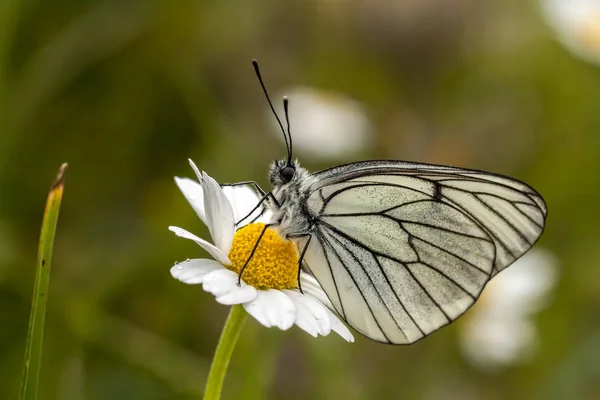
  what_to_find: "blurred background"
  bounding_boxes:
[1,0,599,398]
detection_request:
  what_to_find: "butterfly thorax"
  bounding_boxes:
[267,159,317,238]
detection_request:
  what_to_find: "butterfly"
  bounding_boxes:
[228,60,547,344]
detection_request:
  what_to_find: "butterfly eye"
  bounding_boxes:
[279,166,295,183]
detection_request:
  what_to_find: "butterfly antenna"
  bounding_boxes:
[252,59,290,158]
[283,96,293,165]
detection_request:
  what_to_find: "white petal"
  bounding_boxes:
[201,172,235,255]
[175,177,207,226]
[217,286,258,305]
[326,309,354,342]
[202,269,258,305]
[299,273,355,342]
[299,273,335,310]
[188,159,204,183]
[221,185,262,228]
[284,290,331,337]
[257,209,276,224]
[201,269,237,296]
[169,226,231,266]
[243,289,296,330]
[221,184,276,226]
[170,258,222,284]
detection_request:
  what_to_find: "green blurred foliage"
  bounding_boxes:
[1,0,599,398]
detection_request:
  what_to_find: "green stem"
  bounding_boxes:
[20,163,68,400]
[203,305,247,400]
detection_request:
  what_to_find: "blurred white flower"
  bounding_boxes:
[169,160,354,342]
[459,248,559,369]
[542,0,600,65]
[272,86,373,160]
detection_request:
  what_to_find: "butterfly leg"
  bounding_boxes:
[286,233,312,294]
[221,181,266,196]
[235,192,280,227]
[237,222,279,286]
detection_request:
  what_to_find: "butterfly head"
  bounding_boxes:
[269,158,299,186]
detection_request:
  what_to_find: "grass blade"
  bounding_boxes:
[19,163,68,400]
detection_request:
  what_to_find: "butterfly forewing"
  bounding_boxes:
[301,161,546,344]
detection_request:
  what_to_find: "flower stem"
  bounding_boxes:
[203,305,247,400]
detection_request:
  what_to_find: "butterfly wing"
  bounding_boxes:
[301,160,547,344]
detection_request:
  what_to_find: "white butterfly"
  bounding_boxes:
[228,61,547,344]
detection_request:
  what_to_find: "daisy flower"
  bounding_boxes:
[169,159,354,342]
[542,0,600,66]
[271,86,373,161]
[459,248,559,369]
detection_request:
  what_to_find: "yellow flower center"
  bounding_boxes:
[227,223,299,290]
